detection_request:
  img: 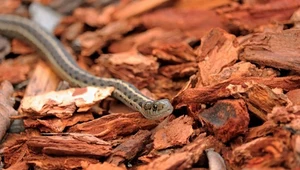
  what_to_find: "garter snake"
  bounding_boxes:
[0,14,173,120]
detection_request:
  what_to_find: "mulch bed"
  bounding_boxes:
[0,0,300,169]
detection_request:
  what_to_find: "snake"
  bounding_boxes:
[0,14,173,120]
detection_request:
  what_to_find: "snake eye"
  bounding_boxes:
[144,102,152,110]
[152,104,158,111]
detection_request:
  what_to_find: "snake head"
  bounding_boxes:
[141,99,174,120]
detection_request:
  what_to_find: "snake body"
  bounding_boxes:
[0,15,173,119]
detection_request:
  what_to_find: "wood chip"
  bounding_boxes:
[26,154,99,170]
[159,62,198,79]
[139,134,224,170]
[231,137,289,168]
[173,76,300,109]
[11,39,35,55]
[19,86,114,118]
[68,112,158,140]
[240,29,300,72]
[221,0,300,31]
[0,133,28,168]
[0,54,37,84]
[76,19,140,56]
[141,8,227,37]
[0,0,21,14]
[153,116,194,150]
[0,81,17,140]
[238,84,289,121]
[209,61,279,85]
[109,28,167,53]
[286,89,300,105]
[96,51,159,89]
[26,135,111,157]
[108,130,152,166]
[195,28,238,87]
[199,99,249,143]
[23,112,94,133]
[24,60,61,97]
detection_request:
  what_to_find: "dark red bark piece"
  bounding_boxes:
[199,99,249,143]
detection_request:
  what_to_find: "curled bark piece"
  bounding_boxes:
[206,148,226,170]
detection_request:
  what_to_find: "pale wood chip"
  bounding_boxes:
[19,86,114,118]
